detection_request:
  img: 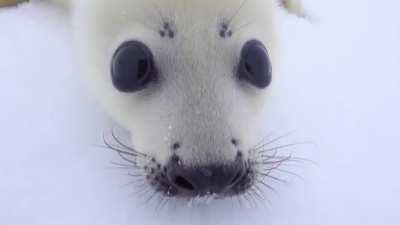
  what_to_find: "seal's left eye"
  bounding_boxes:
[111,41,156,92]
[237,40,272,89]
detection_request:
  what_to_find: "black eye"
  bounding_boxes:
[238,40,272,89]
[111,41,156,92]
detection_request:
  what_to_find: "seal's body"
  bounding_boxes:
[2,0,307,199]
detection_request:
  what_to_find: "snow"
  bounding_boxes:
[0,1,399,225]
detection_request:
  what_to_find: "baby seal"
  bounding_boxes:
[2,0,307,199]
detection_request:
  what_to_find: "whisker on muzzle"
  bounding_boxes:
[99,128,314,207]
[240,131,315,205]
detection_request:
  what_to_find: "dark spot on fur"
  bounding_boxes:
[219,22,232,38]
[160,22,175,39]
[172,142,181,151]
[231,138,238,146]
[171,154,180,163]
[168,31,175,38]
[163,22,170,29]
[220,30,226,38]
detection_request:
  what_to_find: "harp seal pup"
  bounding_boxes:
[2,0,307,199]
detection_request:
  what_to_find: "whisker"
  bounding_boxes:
[256,171,289,184]
[135,185,152,200]
[110,161,132,167]
[255,155,292,166]
[258,141,312,154]
[231,19,257,36]
[253,131,296,151]
[235,194,244,208]
[146,190,159,205]
[134,181,151,195]
[150,0,166,24]
[103,135,140,158]
[100,143,140,166]
[245,191,257,208]
[248,189,260,207]
[227,0,251,25]
[271,156,315,166]
[259,155,315,169]
[154,195,167,212]
[111,129,149,158]
[97,143,142,159]
[251,186,265,203]
[255,178,279,195]
[111,129,134,149]
[253,183,265,196]
[93,143,132,155]
[259,148,279,161]
[120,179,144,188]
[102,133,149,166]
[268,160,290,173]
[254,183,272,206]
[252,185,267,207]
[106,165,136,171]
[251,132,274,151]
[128,173,145,178]
[118,151,139,165]
[110,161,140,169]
[271,168,305,181]
[160,196,171,211]
[241,192,252,206]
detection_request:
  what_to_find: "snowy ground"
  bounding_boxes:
[1,1,399,225]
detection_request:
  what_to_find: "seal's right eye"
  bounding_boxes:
[111,41,157,92]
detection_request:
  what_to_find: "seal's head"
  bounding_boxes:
[75,0,305,198]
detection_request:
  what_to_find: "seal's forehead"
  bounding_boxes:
[85,0,276,17]
[76,0,279,96]
[79,0,277,38]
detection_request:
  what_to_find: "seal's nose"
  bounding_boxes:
[166,155,245,196]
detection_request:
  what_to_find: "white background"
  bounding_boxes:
[0,1,399,224]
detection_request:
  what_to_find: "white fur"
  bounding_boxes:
[6,0,305,166]
[280,0,307,18]
[72,0,281,166]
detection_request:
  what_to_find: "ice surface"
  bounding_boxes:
[1,1,399,225]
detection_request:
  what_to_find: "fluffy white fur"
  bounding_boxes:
[280,0,307,18]
[74,0,281,166]
[3,0,305,166]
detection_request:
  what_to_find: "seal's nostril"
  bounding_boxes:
[165,153,248,196]
[174,176,195,191]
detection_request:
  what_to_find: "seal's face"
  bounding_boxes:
[75,0,278,198]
